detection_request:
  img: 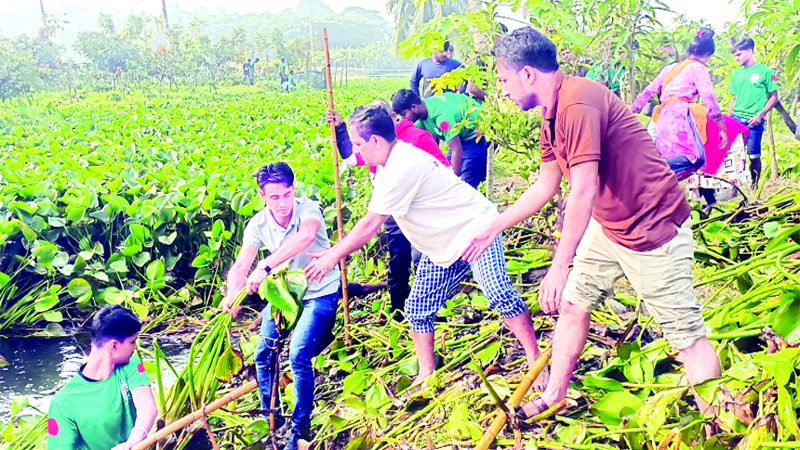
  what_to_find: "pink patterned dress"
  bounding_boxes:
[632,60,723,163]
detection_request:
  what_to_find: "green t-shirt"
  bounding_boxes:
[729,63,779,119]
[586,65,623,92]
[279,62,286,74]
[47,355,151,450]
[417,92,482,142]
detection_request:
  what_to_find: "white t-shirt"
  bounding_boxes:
[368,141,498,267]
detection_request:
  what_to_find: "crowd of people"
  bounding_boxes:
[46,24,797,450]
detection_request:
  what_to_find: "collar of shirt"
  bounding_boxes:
[542,69,567,120]
[266,199,301,236]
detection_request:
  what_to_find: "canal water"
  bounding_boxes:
[0,334,192,421]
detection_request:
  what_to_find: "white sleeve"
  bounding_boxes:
[342,153,359,167]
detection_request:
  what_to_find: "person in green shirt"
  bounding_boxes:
[586,62,624,97]
[391,89,490,189]
[728,37,780,188]
[47,305,157,450]
[279,58,287,85]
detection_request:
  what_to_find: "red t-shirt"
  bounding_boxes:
[359,118,451,178]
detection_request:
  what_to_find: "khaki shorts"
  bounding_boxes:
[563,217,706,350]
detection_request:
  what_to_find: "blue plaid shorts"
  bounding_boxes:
[405,235,526,333]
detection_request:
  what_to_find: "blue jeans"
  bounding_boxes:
[254,291,338,438]
[448,137,490,189]
[733,115,765,157]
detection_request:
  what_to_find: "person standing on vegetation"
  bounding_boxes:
[631,28,728,207]
[326,99,450,320]
[306,105,546,391]
[47,305,157,450]
[463,27,721,418]
[728,37,779,188]
[410,41,464,98]
[279,58,287,85]
[392,90,490,188]
[220,162,340,450]
[243,58,253,85]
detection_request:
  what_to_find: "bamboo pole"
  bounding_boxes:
[131,381,258,450]
[322,27,352,346]
[474,347,552,450]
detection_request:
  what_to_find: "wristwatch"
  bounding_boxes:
[256,259,272,274]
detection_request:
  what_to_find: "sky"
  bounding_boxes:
[1,0,746,34]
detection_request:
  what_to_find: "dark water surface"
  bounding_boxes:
[0,334,191,421]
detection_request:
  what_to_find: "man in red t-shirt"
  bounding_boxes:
[463,27,721,417]
[327,100,450,319]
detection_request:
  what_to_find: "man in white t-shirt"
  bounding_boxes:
[305,105,545,388]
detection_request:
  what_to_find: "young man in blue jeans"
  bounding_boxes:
[729,37,779,189]
[220,162,340,450]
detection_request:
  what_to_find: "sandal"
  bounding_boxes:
[515,395,550,420]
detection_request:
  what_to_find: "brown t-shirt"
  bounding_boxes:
[540,71,690,252]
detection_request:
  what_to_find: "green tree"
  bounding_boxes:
[387,0,468,53]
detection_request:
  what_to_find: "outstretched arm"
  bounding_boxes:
[631,67,668,113]
[462,161,563,262]
[305,212,388,282]
[538,161,598,314]
[327,109,365,166]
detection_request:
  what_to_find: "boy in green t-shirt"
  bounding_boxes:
[392,89,490,189]
[47,306,156,450]
[728,37,780,188]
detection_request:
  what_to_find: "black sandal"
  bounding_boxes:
[515,396,549,420]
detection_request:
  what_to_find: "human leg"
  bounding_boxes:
[385,216,413,316]
[254,306,282,419]
[735,115,764,188]
[616,218,720,411]
[459,138,490,189]
[288,292,338,438]
[405,255,469,382]
[469,235,540,367]
[521,220,623,413]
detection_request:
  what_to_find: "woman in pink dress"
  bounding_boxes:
[632,28,728,175]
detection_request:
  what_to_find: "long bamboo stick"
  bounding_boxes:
[474,347,552,450]
[322,27,352,347]
[131,381,258,450]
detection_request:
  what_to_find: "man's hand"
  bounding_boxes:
[326,109,344,127]
[305,248,339,283]
[538,263,570,314]
[246,267,268,295]
[747,113,764,127]
[461,227,499,263]
[220,297,242,320]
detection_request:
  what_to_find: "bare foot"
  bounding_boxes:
[533,363,550,392]
[526,352,550,392]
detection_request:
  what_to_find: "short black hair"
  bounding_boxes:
[687,27,716,57]
[90,305,141,346]
[256,162,294,188]
[349,105,396,142]
[444,41,454,52]
[391,89,422,114]
[492,26,559,73]
[732,37,755,53]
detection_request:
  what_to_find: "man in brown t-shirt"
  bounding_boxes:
[462,27,721,416]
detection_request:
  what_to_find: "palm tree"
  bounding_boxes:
[161,0,169,30]
[387,0,468,53]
